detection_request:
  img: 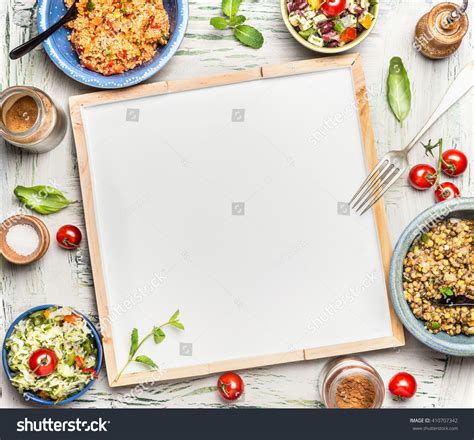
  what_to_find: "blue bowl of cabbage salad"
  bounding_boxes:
[2,305,103,405]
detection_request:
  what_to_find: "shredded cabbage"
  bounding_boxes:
[5,306,98,403]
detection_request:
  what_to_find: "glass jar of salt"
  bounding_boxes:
[0,86,67,153]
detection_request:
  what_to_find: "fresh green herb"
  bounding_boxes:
[120,0,127,13]
[440,287,454,298]
[87,0,95,11]
[421,233,431,244]
[210,16,228,30]
[229,15,246,26]
[387,56,411,127]
[210,0,264,49]
[233,25,264,49]
[14,185,76,215]
[430,322,441,330]
[113,310,184,383]
[135,355,158,368]
[105,50,111,56]
[222,0,241,17]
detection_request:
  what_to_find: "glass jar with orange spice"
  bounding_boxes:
[0,86,66,153]
[319,356,385,409]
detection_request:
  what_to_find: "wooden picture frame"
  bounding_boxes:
[70,53,404,387]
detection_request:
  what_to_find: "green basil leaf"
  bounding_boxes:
[387,57,411,126]
[210,16,228,30]
[170,321,185,330]
[440,287,454,298]
[229,15,246,26]
[14,185,74,215]
[169,310,180,322]
[130,328,139,357]
[222,0,241,17]
[233,25,264,49]
[135,355,158,369]
[153,327,166,344]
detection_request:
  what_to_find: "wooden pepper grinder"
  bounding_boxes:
[415,1,469,59]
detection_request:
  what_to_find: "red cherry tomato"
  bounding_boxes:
[29,348,58,377]
[388,372,417,400]
[441,149,468,176]
[435,182,460,202]
[217,372,244,401]
[56,225,82,250]
[320,0,346,17]
[408,164,437,190]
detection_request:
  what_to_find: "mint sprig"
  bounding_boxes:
[113,310,184,383]
[210,0,264,49]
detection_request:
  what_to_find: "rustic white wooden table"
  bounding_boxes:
[1,0,473,408]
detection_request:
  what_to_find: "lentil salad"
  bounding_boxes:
[65,0,170,75]
[403,218,474,336]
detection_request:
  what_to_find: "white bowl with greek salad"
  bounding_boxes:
[2,305,103,405]
[281,0,379,53]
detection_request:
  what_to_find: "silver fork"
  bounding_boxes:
[351,60,474,215]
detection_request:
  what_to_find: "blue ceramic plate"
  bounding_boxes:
[37,0,188,88]
[2,305,103,405]
[389,198,474,357]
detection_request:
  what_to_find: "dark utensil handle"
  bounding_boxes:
[9,13,72,60]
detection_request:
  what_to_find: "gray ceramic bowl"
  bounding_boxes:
[390,198,474,357]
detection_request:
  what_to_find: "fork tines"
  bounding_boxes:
[350,160,403,215]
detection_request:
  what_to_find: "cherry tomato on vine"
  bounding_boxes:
[217,372,244,401]
[435,182,460,202]
[56,225,82,249]
[29,348,58,377]
[408,164,437,190]
[388,372,417,400]
[441,149,468,176]
[320,0,346,17]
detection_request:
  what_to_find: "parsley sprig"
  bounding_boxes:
[210,0,264,49]
[113,310,184,383]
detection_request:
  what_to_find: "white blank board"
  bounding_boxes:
[75,58,402,386]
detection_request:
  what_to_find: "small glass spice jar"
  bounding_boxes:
[319,356,385,409]
[0,86,66,153]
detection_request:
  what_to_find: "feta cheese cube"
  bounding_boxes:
[308,34,324,47]
[312,14,327,27]
[299,18,313,31]
[304,9,316,19]
[289,12,300,27]
[341,14,357,28]
[347,0,357,14]
[361,0,369,9]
